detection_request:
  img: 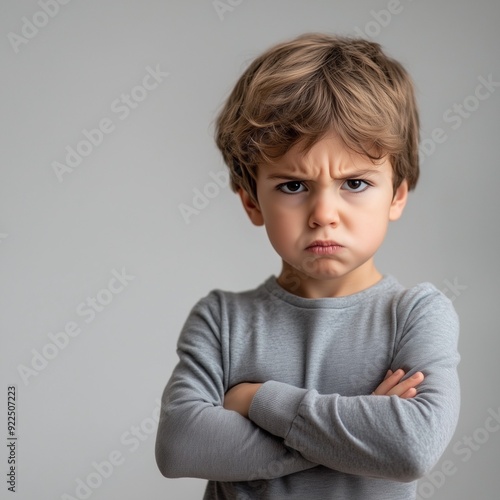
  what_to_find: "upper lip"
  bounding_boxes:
[306,240,343,248]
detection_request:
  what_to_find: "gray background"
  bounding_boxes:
[1,0,499,499]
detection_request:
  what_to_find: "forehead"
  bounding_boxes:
[260,133,391,178]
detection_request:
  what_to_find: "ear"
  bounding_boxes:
[238,188,264,226]
[389,179,408,221]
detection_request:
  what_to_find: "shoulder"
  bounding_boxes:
[393,280,457,317]
[187,276,273,321]
[389,278,460,342]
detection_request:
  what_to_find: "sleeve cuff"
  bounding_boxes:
[248,380,308,438]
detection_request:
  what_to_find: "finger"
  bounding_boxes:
[374,369,404,394]
[372,369,404,395]
[384,369,393,380]
[387,372,424,397]
[399,387,417,399]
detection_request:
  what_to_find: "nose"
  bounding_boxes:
[308,191,340,228]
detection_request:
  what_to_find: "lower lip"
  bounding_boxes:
[306,245,344,255]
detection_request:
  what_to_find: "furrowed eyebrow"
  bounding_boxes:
[334,169,380,181]
[265,173,307,181]
[265,168,380,181]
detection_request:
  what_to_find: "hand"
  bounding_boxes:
[371,369,424,399]
[223,382,263,418]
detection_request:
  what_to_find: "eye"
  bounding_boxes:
[277,181,307,194]
[342,179,370,193]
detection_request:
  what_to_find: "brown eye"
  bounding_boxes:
[278,181,306,194]
[343,179,369,193]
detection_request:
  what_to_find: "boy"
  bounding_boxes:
[155,33,460,499]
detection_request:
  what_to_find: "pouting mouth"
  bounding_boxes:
[306,240,343,248]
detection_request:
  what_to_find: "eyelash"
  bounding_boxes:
[343,179,371,193]
[276,179,372,194]
[276,181,306,194]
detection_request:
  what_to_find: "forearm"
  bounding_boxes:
[155,389,317,481]
[250,378,458,481]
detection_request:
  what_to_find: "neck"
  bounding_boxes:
[277,260,383,298]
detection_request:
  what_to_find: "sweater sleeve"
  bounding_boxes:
[248,286,461,482]
[154,292,317,481]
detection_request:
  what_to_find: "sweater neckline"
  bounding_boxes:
[262,274,398,309]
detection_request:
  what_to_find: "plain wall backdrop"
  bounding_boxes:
[1,0,499,499]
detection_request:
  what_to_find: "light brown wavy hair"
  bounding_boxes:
[214,33,420,203]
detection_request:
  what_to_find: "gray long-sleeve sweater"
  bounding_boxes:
[155,275,460,499]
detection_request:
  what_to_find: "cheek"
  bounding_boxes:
[262,200,300,227]
[265,213,293,242]
[347,202,390,241]
[363,221,388,246]
[261,205,301,250]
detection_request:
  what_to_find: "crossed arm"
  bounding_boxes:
[224,369,425,418]
[156,289,460,483]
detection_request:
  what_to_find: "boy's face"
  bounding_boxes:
[239,132,408,298]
